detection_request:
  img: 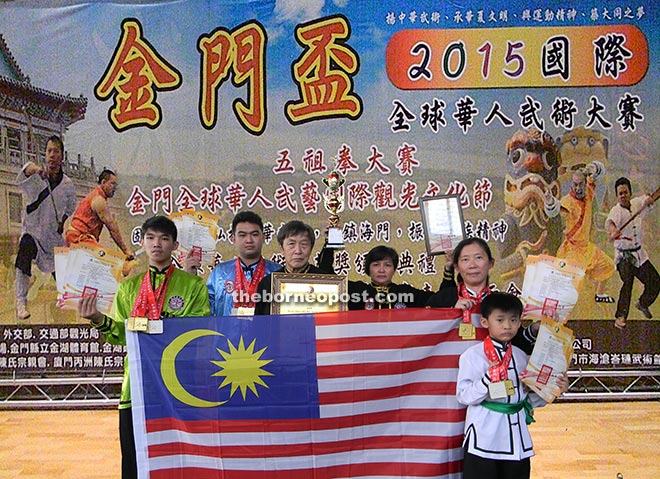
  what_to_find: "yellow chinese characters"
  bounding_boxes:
[95,19,182,131]
[198,22,266,135]
[286,15,362,124]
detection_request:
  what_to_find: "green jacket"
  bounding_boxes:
[94,265,211,409]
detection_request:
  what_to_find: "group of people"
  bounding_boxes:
[14,136,655,479]
[16,136,657,330]
[74,209,562,479]
[15,135,132,320]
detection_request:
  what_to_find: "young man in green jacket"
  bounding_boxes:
[78,215,210,479]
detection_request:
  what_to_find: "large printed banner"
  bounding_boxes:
[128,309,482,479]
[0,0,658,377]
[2,317,656,374]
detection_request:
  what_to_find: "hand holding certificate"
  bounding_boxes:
[520,254,585,323]
[169,209,219,266]
[271,273,348,314]
[54,244,125,314]
[419,194,466,255]
[519,255,582,402]
[520,318,574,403]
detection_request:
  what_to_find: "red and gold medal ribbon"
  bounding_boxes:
[131,264,174,319]
[484,336,513,382]
[458,282,490,324]
[233,258,266,308]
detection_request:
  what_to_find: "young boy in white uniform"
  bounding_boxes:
[456,292,567,479]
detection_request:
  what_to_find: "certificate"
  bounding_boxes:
[54,247,70,299]
[170,209,219,265]
[55,243,125,314]
[270,273,348,314]
[521,255,585,323]
[419,194,465,255]
[520,318,574,403]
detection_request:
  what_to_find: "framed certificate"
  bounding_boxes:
[419,194,466,255]
[271,273,348,315]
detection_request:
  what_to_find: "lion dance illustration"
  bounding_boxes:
[494,129,563,288]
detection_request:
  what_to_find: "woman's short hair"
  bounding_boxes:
[452,237,493,267]
[364,245,399,273]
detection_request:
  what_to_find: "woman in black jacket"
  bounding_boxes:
[426,237,538,353]
[321,244,453,310]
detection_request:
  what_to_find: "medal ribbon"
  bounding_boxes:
[233,258,266,307]
[484,336,513,382]
[131,264,174,319]
[458,282,490,324]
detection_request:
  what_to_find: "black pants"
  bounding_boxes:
[15,234,38,276]
[463,451,530,479]
[119,408,138,479]
[615,259,660,319]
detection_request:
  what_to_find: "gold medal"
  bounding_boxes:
[127,316,148,331]
[458,322,476,340]
[503,379,515,396]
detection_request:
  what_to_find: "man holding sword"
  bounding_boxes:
[14,135,77,320]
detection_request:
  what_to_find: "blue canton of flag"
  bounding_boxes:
[131,315,320,423]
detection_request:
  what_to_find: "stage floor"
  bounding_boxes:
[1,401,659,479]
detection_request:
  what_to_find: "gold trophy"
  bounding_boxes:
[323,160,345,249]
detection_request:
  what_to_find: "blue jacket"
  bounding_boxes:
[206,257,281,315]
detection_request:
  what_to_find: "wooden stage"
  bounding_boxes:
[1,401,659,479]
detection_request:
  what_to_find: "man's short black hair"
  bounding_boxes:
[142,215,178,241]
[615,176,632,194]
[481,292,523,319]
[231,210,264,233]
[46,135,64,152]
[98,169,116,184]
[364,245,399,273]
[277,220,315,248]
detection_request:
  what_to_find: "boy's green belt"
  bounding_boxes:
[481,397,535,425]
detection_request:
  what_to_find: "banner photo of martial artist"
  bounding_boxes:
[0,1,658,363]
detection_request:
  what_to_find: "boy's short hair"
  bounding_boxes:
[277,220,315,248]
[142,215,178,241]
[364,245,399,272]
[481,292,523,319]
[231,210,264,233]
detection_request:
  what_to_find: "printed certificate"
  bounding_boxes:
[521,254,585,323]
[520,318,574,403]
[170,209,219,265]
[54,247,70,300]
[55,243,125,314]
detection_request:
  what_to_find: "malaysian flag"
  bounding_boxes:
[127,308,486,479]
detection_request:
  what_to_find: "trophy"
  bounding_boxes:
[322,160,345,249]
